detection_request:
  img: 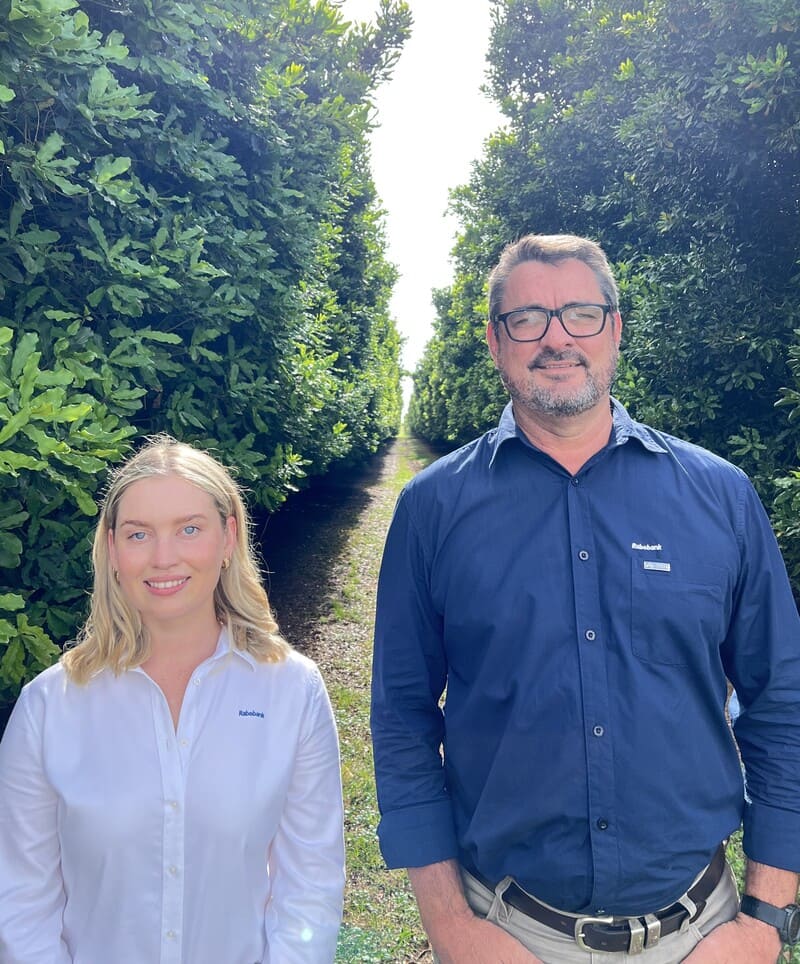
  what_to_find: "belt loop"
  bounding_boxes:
[490,876,515,924]
[677,893,698,932]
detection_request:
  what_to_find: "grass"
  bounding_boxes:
[318,436,438,963]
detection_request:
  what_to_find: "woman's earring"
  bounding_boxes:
[113,570,120,583]
[221,558,230,571]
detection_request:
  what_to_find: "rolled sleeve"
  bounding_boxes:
[723,480,800,870]
[377,799,459,869]
[371,489,458,869]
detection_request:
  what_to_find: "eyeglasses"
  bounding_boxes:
[495,303,614,342]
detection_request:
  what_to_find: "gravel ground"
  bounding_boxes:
[257,439,400,683]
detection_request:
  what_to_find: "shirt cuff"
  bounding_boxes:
[377,800,459,869]
[743,799,800,872]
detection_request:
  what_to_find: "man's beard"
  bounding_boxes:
[499,345,619,418]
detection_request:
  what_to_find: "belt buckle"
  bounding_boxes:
[574,913,615,952]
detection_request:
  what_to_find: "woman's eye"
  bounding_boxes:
[129,531,146,541]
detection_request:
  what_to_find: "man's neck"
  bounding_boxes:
[513,398,614,475]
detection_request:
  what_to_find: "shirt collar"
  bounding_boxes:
[609,398,667,453]
[489,397,667,465]
[214,625,258,671]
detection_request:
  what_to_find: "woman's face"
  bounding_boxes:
[108,474,236,636]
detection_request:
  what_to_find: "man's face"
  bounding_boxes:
[487,258,622,420]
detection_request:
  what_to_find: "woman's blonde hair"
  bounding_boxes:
[62,435,290,683]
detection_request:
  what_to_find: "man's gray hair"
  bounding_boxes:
[488,234,619,323]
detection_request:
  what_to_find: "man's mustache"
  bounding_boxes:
[528,348,588,371]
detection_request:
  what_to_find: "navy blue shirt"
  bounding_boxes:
[371,400,800,915]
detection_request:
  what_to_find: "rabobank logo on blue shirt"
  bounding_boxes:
[238,709,265,718]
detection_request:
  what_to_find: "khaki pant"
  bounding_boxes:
[435,860,741,963]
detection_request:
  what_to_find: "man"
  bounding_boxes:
[371,234,800,962]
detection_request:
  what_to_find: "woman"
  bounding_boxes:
[0,437,345,963]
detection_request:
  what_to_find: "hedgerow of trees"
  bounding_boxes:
[408,0,800,591]
[0,0,411,707]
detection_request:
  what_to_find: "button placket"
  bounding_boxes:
[567,471,619,904]
[152,687,186,964]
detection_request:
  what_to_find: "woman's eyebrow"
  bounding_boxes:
[117,513,208,528]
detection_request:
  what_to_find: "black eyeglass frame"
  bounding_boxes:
[494,303,616,342]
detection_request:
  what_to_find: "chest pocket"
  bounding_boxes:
[630,558,728,667]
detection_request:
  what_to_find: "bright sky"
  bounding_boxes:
[338,0,504,374]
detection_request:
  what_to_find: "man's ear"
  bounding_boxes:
[486,321,501,368]
[613,311,623,347]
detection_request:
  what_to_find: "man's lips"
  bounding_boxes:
[530,353,587,371]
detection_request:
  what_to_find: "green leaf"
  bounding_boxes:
[0,594,24,612]
[64,482,99,516]
[94,155,132,184]
[0,531,23,566]
[0,410,30,445]
[36,131,65,164]
[0,450,44,473]
[17,228,60,245]
[0,508,28,530]
[10,331,38,382]
[0,639,26,688]
[89,65,112,102]
[21,424,64,455]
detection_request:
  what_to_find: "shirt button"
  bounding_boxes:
[578,550,589,561]
[193,679,201,687]
[597,908,606,916]
[593,725,605,737]
[597,818,609,830]
[167,800,178,809]
[585,629,596,641]
[180,739,189,747]
[166,930,177,940]
[571,477,579,486]
[168,865,178,876]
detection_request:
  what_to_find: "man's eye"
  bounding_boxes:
[183,525,199,536]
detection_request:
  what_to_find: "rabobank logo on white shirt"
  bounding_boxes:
[238,709,265,718]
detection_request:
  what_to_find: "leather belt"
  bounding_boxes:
[468,844,726,954]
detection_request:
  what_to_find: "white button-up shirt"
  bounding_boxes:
[0,631,345,963]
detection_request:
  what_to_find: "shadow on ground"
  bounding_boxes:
[254,444,389,652]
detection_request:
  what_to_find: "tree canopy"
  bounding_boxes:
[0,0,411,704]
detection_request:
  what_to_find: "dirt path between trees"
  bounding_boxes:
[260,438,401,691]
[258,436,439,962]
